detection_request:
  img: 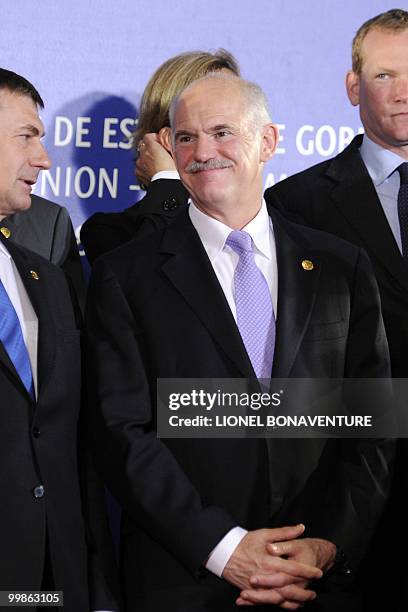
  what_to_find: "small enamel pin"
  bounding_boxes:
[301,260,314,271]
[0,227,11,239]
[30,270,40,280]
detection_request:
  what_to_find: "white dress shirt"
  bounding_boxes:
[189,199,278,317]
[188,199,278,577]
[0,240,38,395]
[360,135,407,253]
[151,170,180,182]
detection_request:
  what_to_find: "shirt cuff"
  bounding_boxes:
[151,170,180,182]
[205,526,248,578]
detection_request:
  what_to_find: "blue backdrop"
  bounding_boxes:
[0,1,398,250]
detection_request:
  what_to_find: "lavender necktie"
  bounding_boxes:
[226,230,275,378]
[397,162,408,258]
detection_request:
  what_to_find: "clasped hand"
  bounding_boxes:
[222,524,336,609]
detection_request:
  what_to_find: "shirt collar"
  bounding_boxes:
[188,199,272,263]
[360,134,406,186]
[0,239,11,260]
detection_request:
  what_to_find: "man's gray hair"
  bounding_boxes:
[169,72,272,132]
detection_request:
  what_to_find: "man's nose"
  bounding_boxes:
[394,76,408,103]
[193,135,216,162]
[30,141,52,170]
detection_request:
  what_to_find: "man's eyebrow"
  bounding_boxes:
[212,124,233,131]
[174,129,194,139]
[18,123,42,136]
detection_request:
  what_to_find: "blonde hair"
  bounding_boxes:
[352,8,408,74]
[132,49,240,151]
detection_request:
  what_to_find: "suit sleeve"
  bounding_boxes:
[51,205,86,314]
[306,248,394,571]
[84,257,237,574]
[81,179,188,265]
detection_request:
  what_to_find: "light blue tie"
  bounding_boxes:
[226,230,275,378]
[0,278,34,397]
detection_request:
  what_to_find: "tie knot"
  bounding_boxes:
[397,162,408,185]
[226,230,253,255]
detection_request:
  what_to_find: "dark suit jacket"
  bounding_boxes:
[265,136,408,611]
[85,207,391,612]
[81,178,188,264]
[1,194,86,312]
[265,134,408,377]
[0,235,119,611]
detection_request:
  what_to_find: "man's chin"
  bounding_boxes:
[9,195,33,215]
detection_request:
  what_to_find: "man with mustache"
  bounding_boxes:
[86,73,391,611]
[0,68,119,611]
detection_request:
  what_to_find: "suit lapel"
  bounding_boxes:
[160,209,321,380]
[159,211,254,377]
[0,235,56,400]
[270,210,321,378]
[326,136,408,293]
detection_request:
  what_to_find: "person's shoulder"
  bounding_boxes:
[81,209,135,234]
[5,235,68,278]
[80,205,142,262]
[269,159,332,197]
[271,207,361,260]
[267,136,363,199]
[30,194,67,222]
[92,208,189,276]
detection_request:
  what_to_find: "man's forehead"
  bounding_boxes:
[175,81,244,124]
[0,89,40,115]
[361,27,408,64]
[0,90,43,130]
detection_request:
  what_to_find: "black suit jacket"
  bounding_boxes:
[1,195,86,312]
[85,207,391,612]
[265,135,408,611]
[265,134,408,377]
[0,236,120,611]
[81,178,188,264]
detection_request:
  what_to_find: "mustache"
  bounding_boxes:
[186,158,233,174]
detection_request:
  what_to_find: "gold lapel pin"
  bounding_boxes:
[1,227,11,239]
[30,270,40,280]
[301,259,314,271]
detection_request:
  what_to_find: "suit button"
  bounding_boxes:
[33,485,45,498]
[162,198,179,211]
[32,427,40,438]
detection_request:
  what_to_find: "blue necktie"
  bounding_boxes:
[226,230,275,378]
[0,278,34,397]
[397,162,408,259]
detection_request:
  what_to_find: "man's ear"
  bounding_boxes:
[158,126,173,153]
[260,123,279,162]
[346,70,360,106]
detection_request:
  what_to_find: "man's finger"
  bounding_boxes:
[250,573,308,588]
[264,524,305,543]
[235,597,255,606]
[268,540,298,557]
[260,555,322,580]
[240,583,316,605]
